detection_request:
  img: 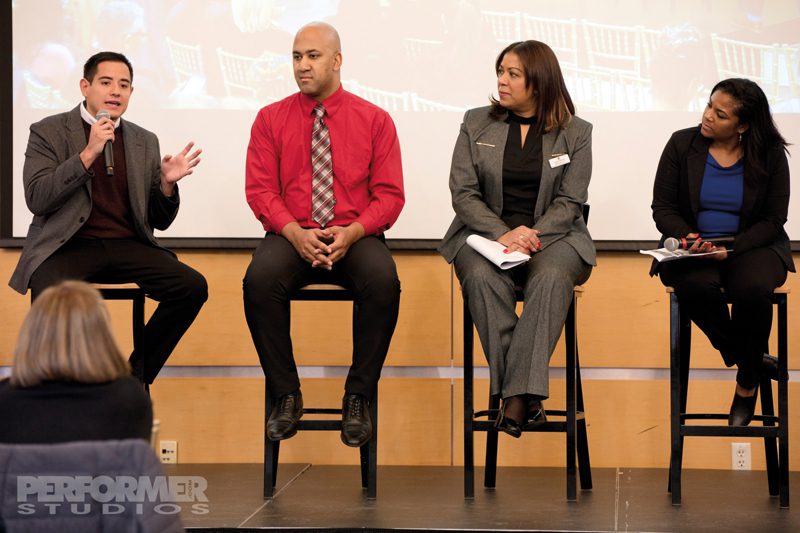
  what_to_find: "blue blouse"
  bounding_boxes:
[697,153,744,237]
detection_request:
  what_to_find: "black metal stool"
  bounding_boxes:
[96,284,148,385]
[263,284,378,499]
[463,285,592,501]
[667,286,790,508]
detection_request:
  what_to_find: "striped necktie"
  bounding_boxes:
[310,103,335,227]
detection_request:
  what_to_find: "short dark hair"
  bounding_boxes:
[489,40,574,132]
[83,51,133,82]
[710,78,789,177]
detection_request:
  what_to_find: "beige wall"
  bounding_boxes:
[1,248,798,470]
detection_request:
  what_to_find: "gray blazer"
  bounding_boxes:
[438,106,596,265]
[9,105,180,294]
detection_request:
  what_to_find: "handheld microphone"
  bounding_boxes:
[664,235,736,252]
[95,110,114,176]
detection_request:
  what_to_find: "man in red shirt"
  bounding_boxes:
[243,22,404,447]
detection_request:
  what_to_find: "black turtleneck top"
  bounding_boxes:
[501,111,543,229]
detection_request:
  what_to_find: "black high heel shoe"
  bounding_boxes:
[494,401,522,438]
[761,354,779,381]
[522,400,547,430]
[728,387,758,427]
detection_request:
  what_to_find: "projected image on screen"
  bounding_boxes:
[9,0,800,241]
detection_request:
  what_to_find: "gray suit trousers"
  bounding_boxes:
[455,239,591,399]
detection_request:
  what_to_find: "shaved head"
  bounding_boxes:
[292,22,343,101]
[295,22,341,53]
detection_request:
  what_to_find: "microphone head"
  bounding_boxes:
[95,110,111,120]
[664,237,680,252]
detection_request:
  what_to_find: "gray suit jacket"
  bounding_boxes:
[9,105,180,294]
[438,106,596,265]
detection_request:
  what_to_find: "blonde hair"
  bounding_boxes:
[11,281,130,387]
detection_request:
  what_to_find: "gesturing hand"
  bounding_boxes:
[160,142,202,196]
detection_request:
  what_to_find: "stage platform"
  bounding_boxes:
[167,463,798,532]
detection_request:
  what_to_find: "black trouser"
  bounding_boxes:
[29,238,208,384]
[242,234,401,401]
[659,247,787,389]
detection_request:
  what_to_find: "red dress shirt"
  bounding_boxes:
[246,85,405,235]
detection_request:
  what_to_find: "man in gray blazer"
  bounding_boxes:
[9,51,208,385]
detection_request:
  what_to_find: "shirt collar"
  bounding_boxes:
[80,102,122,128]
[298,84,345,118]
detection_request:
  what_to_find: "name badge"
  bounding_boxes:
[548,154,570,168]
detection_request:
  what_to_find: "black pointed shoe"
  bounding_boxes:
[728,388,758,427]
[341,394,373,447]
[494,402,522,438]
[761,353,779,381]
[267,390,303,440]
[522,400,547,430]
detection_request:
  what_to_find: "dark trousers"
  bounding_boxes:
[29,238,208,384]
[242,234,401,401]
[659,247,787,389]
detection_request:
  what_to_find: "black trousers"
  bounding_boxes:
[29,238,208,384]
[659,247,787,389]
[242,234,401,401]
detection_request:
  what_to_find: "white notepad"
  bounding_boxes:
[466,234,531,270]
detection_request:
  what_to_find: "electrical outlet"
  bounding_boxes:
[160,440,178,464]
[731,442,751,470]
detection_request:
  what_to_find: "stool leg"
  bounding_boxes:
[132,292,146,384]
[760,376,779,497]
[264,390,279,498]
[777,295,789,508]
[565,296,577,501]
[668,293,687,505]
[464,299,475,499]
[361,390,378,499]
[576,348,593,490]
[484,394,500,489]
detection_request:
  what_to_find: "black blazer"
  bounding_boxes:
[650,126,794,276]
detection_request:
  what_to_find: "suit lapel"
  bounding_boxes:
[536,128,562,217]
[740,161,758,220]
[686,133,708,218]
[473,118,508,212]
[66,106,92,197]
[123,122,148,223]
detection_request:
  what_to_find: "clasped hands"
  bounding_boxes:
[283,222,365,270]
[498,226,541,255]
[684,233,728,261]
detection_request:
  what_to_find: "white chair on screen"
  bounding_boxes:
[521,15,579,67]
[480,10,520,45]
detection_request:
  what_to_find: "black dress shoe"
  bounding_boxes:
[522,401,547,430]
[728,388,758,427]
[761,354,779,381]
[341,394,373,447]
[494,402,522,438]
[267,391,303,441]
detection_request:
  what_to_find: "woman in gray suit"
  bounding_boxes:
[439,40,596,437]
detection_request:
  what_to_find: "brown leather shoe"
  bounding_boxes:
[267,390,303,440]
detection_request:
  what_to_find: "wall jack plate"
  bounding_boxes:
[731,442,751,470]
[160,440,178,464]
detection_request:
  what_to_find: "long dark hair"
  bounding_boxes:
[488,40,574,132]
[710,78,789,177]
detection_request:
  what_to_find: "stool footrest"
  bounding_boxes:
[303,408,343,415]
[296,420,342,431]
[681,425,779,438]
[681,413,778,424]
[474,409,585,420]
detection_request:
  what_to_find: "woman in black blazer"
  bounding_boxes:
[651,78,793,426]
